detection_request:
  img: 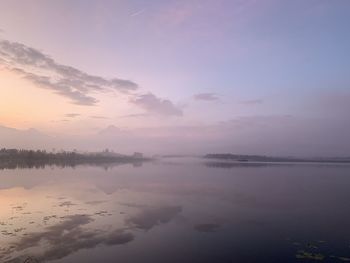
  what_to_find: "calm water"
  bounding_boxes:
[0,158,350,263]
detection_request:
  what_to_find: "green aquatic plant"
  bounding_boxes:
[338,257,350,261]
[296,250,325,261]
[307,243,319,249]
[23,256,39,263]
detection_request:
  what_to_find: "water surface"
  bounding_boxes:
[0,158,350,262]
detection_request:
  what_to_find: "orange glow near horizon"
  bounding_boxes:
[0,69,72,129]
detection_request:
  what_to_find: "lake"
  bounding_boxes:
[0,158,350,263]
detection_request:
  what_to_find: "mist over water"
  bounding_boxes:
[0,158,350,263]
[1,1,350,262]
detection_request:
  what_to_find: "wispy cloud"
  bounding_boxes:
[130,9,146,17]
[120,113,150,118]
[0,39,183,116]
[0,39,138,106]
[193,93,220,102]
[90,115,109,119]
[64,113,80,118]
[130,93,183,116]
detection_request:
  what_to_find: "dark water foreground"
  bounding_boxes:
[0,158,349,263]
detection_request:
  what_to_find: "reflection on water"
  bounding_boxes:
[0,159,145,171]
[204,161,279,168]
[0,158,350,262]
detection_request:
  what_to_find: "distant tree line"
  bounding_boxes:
[0,148,80,160]
[204,153,350,163]
[0,148,148,170]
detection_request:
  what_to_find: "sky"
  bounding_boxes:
[0,0,350,156]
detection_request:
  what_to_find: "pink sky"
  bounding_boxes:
[1,0,350,156]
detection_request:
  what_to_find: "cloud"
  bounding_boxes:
[130,93,183,116]
[120,113,150,118]
[98,125,127,136]
[193,93,220,102]
[0,39,138,106]
[64,113,80,118]
[90,115,109,119]
[239,99,263,105]
[130,9,146,17]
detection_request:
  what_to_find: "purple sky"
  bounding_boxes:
[0,0,350,156]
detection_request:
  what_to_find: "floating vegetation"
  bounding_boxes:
[85,200,107,205]
[307,243,319,249]
[338,257,350,261]
[95,211,109,216]
[329,255,350,261]
[12,206,24,211]
[59,201,76,207]
[14,228,25,233]
[23,256,39,263]
[289,239,350,262]
[43,215,57,221]
[1,230,14,236]
[296,250,325,260]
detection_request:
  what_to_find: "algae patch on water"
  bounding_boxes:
[296,250,325,261]
[338,257,350,261]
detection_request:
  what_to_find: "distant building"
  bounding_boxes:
[133,152,143,159]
